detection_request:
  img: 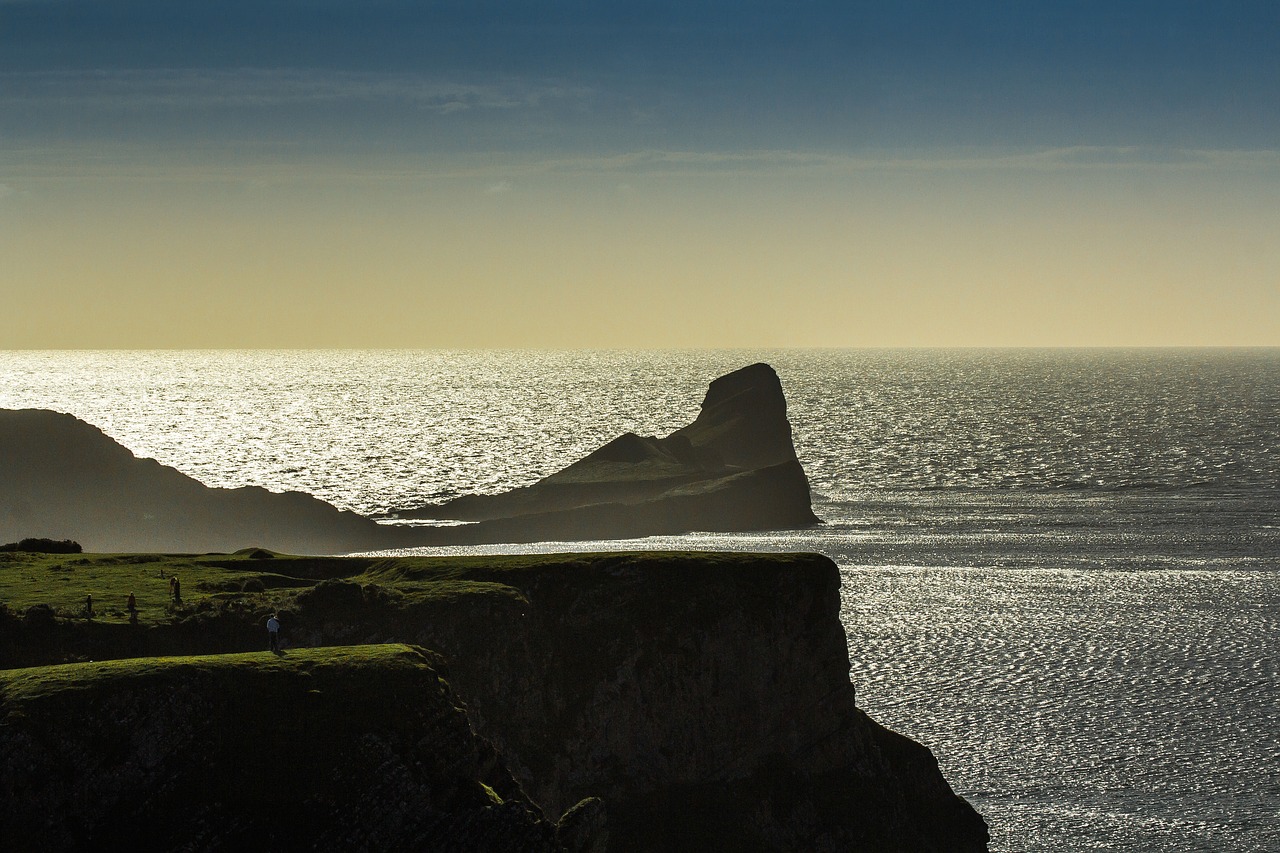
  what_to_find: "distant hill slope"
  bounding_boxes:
[0,409,405,554]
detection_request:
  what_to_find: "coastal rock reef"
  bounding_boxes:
[0,363,818,554]
[0,550,988,851]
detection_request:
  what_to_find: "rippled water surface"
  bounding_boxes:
[3,348,1278,851]
[844,566,1280,852]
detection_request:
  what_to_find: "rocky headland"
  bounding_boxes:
[389,362,821,543]
[0,363,818,554]
[0,550,989,852]
[1,366,988,850]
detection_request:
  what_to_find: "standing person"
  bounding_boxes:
[267,613,281,652]
[85,594,93,618]
[127,592,138,624]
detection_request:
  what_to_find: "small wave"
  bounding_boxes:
[374,518,475,528]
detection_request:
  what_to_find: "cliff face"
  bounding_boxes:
[0,551,987,851]
[361,553,987,852]
[0,551,986,851]
[0,645,573,852]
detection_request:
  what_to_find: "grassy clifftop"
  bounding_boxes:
[1,642,435,703]
[0,548,822,651]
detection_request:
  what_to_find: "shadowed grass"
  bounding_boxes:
[0,643,435,702]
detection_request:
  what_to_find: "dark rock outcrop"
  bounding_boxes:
[393,363,821,541]
[0,645,571,852]
[372,553,986,852]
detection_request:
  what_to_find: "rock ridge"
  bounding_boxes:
[0,408,405,555]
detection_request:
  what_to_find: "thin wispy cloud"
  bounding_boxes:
[2,1,1276,353]
[0,69,593,113]
[520,147,1280,179]
[7,143,1279,186]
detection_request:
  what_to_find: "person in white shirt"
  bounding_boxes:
[267,614,281,652]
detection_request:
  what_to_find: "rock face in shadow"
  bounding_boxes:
[0,409,409,554]
[388,553,986,853]
[394,363,821,542]
[0,645,570,852]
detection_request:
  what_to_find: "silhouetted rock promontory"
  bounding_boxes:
[392,362,821,543]
[1,364,818,553]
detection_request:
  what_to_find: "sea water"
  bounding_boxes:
[2,348,1277,852]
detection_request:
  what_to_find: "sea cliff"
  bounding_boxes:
[0,550,988,852]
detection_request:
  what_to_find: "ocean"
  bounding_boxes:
[2,348,1277,852]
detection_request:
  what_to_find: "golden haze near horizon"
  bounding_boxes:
[6,156,1278,350]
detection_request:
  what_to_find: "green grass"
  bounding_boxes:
[0,551,244,624]
[0,552,359,626]
[0,550,371,624]
[0,551,475,625]
[0,548,820,630]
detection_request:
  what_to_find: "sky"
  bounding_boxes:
[2,1,1278,348]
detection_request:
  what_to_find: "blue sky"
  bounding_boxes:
[3,1,1278,347]
[6,1,1277,151]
